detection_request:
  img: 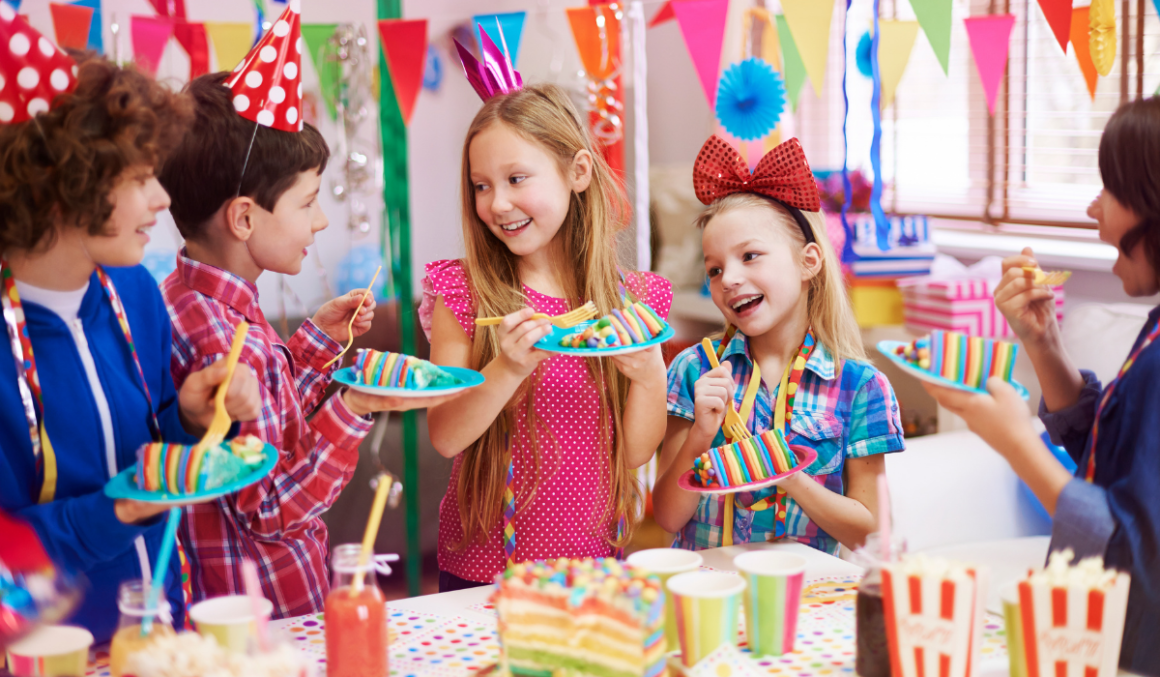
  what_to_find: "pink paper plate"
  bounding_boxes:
[677,444,818,495]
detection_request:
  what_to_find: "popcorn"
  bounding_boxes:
[122,632,312,677]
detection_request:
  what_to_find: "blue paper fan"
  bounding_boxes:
[714,58,786,142]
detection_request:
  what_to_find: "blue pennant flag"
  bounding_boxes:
[472,12,525,67]
[69,0,103,53]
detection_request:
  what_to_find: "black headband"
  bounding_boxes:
[765,196,816,245]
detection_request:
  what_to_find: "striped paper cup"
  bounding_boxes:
[626,548,703,652]
[1001,583,1027,677]
[5,625,92,677]
[666,571,746,667]
[734,551,806,656]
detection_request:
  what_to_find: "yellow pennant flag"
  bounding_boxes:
[780,0,834,98]
[878,20,920,110]
[204,22,253,72]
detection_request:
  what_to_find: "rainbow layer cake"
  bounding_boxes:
[134,436,266,495]
[894,330,1018,388]
[690,428,797,489]
[558,302,667,349]
[353,349,462,389]
[494,557,667,677]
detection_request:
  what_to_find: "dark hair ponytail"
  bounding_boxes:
[1099,97,1160,276]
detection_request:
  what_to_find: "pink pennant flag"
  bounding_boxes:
[130,15,174,77]
[672,0,729,109]
[964,14,1015,116]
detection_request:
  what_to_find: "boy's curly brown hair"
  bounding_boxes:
[0,54,192,254]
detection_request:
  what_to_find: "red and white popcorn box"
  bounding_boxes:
[1016,571,1130,677]
[881,556,988,677]
[897,277,1064,338]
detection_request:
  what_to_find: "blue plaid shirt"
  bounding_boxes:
[665,331,905,555]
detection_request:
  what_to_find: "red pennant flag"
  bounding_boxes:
[1037,0,1072,53]
[173,21,208,79]
[48,3,92,51]
[130,15,174,77]
[649,1,676,27]
[377,19,427,126]
[1070,6,1098,100]
[147,0,186,20]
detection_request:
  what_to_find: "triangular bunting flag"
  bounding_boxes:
[204,21,252,72]
[878,20,919,110]
[1037,0,1071,53]
[130,15,174,77]
[301,23,337,119]
[775,13,808,111]
[226,0,303,132]
[173,21,208,79]
[964,14,1015,115]
[146,0,185,19]
[780,0,834,97]
[473,12,524,66]
[377,19,427,126]
[68,0,102,52]
[566,6,622,81]
[906,0,952,74]
[671,0,728,108]
[48,2,92,50]
[1070,6,1098,100]
[649,1,675,27]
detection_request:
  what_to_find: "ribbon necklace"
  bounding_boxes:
[1,263,160,503]
[1085,318,1160,482]
[721,331,816,546]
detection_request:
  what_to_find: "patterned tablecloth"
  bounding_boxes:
[81,574,1012,677]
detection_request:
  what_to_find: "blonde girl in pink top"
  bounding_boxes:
[419,83,672,590]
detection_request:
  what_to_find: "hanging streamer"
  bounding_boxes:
[630,1,650,272]
[565,4,626,175]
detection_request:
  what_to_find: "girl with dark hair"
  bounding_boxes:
[0,49,261,642]
[924,97,1160,674]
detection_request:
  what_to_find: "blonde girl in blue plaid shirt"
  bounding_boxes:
[652,190,905,554]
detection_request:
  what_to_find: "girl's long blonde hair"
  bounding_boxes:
[453,83,641,551]
[696,194,866,363]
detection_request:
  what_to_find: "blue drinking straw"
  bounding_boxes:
[141,507,182,636]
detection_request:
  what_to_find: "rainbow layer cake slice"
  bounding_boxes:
[134,436,266,495]
[893,330,1018,389]
[353,349,462,389]
[558,302,667,349]
[691,428,797,489]
[494,557,667,677]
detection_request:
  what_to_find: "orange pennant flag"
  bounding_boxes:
[49,3,93,51]
[566,5,621,81]
[1070,6,1098,100]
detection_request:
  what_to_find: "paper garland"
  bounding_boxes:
[48,3,91,51]
[649,1,675,28]
[775,14,807,112]
[877,20,919,110]
[472,12,524,67]
[1089,0,1116,76]
[715,58,785,141]
[1037,0,1072,53]
[68,0,102,53]
[130,15,172,77]
[671,0,728,109]
[300,23,337,119]
[964,14,1015,115]
[780,0,834,98]
[376,19,427,127]
[173,21,209,79]
[907,0,952,75]
[1070,6,1099,100]
[204,22,252,73]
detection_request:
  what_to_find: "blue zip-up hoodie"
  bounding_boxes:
[0,265,196,643]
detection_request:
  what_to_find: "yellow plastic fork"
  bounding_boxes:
[1021,266,1072,286]
[193,321,249,455]
[474,301,598,329]
[702,338,750,442]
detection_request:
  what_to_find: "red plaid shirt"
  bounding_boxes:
[162,251,371,618]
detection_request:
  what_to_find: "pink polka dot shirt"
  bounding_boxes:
[419,259,673,583]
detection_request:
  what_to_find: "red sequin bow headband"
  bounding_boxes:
[692,135,821,212]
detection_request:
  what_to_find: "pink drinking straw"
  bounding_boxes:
[877,473,892,562]
[241,559,270,653]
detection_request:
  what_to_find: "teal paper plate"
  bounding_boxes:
[333,365,484,398]
[536,321,675,356]
[877,340,1030,400]
[104,441,279,506]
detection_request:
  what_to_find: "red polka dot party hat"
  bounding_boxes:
[225,0,303,132]
[0,0,77,125]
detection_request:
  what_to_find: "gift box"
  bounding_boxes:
[881,556,987,677]
[1016,570,1130,677]
[897,277,1064,338]
[845,213,937,279]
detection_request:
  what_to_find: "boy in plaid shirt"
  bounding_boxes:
[157,73,457,617]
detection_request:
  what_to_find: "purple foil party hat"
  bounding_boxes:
[454,23,522,102]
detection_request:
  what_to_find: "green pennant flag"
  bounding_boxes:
[775,14,808,112]
[907,0,952,75]
[301,24,339,120]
